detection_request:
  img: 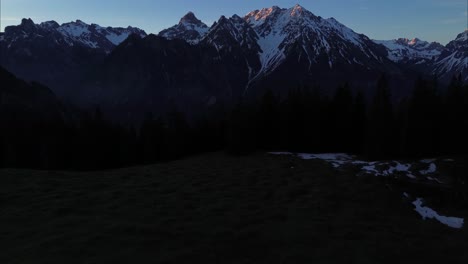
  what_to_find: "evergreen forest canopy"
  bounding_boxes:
[1,71,467,171]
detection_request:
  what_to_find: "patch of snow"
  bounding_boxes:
[58,22,90,38]
[361,164,379,174]
[433,51,468,75]
[374,39,442,62]
[325,17,362,47]
[420,163,437,175]
[421,159,436,163]
[255,29,287,76]
[413,198,464,229]
[105,32,131,45]
[360,161,414,178]
[269,152,442,180]
[427,177,444,184]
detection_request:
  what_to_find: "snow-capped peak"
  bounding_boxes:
[453,30,468,43]
[2,18,147,52]
[179,11,203,26]
[40,20,60,29]
[242,5,384,76]
[408,38,419,46]
[244,6,281,26]
[159,12,209,44]
[202,14,260,50]
[18,18,37,31]
[290,4,307,17]
[374,37,444,62]
[432,30,468,82]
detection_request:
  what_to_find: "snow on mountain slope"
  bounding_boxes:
[374,38,444,62]
[244,5,388,76]
[433,30,468,82]
[202,15,260,52]
[200,15,262,93]
[57,20,146,51]
[159,12,209,44]
[1,18,147,53]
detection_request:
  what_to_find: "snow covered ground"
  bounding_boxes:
[412,198,464,229]
[269,152,464,229]
[269,152,440,180]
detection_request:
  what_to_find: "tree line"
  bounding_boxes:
[0,74,467,170]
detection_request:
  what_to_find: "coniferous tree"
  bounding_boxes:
[443,74,465,155]
[366,74,398,159]
[351,91,367,155]
[406,76,442,157]
[166,108,191,159]
[138,113,165,164]
[302,86,325,152]
[226,101,257,155]
[258,88,279,150]
[284,87,308,151]
[330,83,354,152]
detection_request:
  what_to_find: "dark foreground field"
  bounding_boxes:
[1,153,467,264]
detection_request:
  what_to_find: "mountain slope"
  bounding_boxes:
[244,5,392,77]
[240,5,403,95]
[200,15,262,90]
[1,6,463,119]
[159,12,209,44]
[433,30,468,82]
[0,19,146,98]
[158,5,403,95]
[374,38,443,63]
[0,66,64,120]
[1,18,146,53]
[77,34,235,121]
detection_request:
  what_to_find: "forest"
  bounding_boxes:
[1,74,467,171]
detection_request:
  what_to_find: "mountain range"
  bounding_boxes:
[0,5,466,119]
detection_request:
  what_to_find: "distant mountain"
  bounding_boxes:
[200,14,262,91]
[1,18,146,53]
[240,5,402,95]
[0,18,146,98]
[0,6,466,121]
[161,5,402,95]
[159,12,209,44]
[374,38,444,63]
[432,30,468,82]
[244,5,391,75]
[76,34,233,121]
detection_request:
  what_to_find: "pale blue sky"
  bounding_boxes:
[1,0,467,44]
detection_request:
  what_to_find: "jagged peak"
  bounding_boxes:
[40,20,60,29]
[408,38,421,45]
[231,14,242,21]
[21,18,35,26]
[290,4,306,16]
[61,19,89,28]
[244,6,281,22]
[74,19,88,25]
[179,11,204,26]
[455,30,467,41]
[245,5,318,26]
